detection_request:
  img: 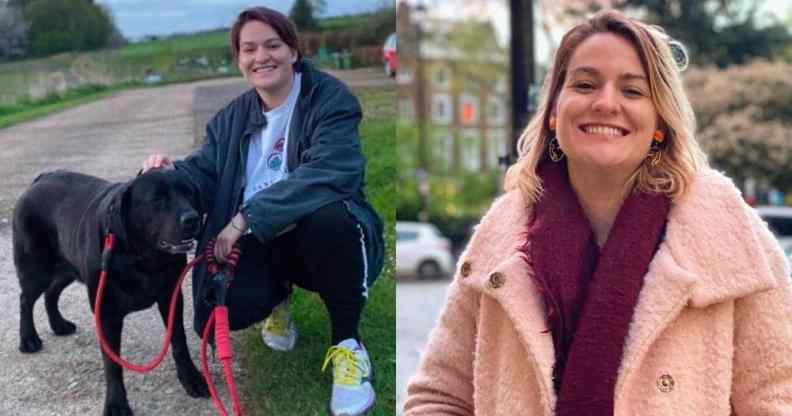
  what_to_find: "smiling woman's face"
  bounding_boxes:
[237,20,296,98]
[553,32,659,177]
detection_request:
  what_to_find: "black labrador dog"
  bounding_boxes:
[13,169,210,416]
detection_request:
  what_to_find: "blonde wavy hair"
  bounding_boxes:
[504,9,708,204]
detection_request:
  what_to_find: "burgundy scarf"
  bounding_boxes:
[522,160,670,415]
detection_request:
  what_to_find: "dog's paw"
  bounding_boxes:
[51,319,77,336]
[179,370,210,398]
[103,401,134,416]
[19,334,42,353]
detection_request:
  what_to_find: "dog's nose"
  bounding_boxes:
[180,211,200,237]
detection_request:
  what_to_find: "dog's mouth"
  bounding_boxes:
[157,239,196,254]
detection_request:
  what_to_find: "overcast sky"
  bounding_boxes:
[403,0,792,65]
[95,0,388,40]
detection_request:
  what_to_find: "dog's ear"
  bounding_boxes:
[166,169,202,213]
[105,180,134,246]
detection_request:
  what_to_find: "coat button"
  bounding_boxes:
[657,374,674,393]
[488,272,505,289]
[460,261,472,278]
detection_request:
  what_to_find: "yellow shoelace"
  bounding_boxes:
[322,346,368,386]
[264,305,289,335]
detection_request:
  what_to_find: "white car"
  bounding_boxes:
[396,221,454,280]
[755,206,792,267]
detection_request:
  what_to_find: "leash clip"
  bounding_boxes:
[206,270,232,306]
[202,240,242,308]
[101,233,116,271]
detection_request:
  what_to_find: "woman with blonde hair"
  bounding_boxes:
[404,9,792,415]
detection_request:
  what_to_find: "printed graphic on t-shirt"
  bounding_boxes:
[267,138,285,171]
[267,153,282,171]
[273,137,285,152]
[243,73,301,204]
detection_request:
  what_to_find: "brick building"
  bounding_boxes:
[397,2,510,174]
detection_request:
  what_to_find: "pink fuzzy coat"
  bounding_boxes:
[404,169,792,415]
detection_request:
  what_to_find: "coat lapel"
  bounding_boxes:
[613,245,696,403]
[615,169,779,403]
[459,192,557,410]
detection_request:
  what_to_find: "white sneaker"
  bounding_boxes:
[322,338,375,416]
[260,296,297,351]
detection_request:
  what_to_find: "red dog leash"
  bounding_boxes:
[94,233,244,415]
[200,239,244,416]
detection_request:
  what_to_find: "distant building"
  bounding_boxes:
[397,2,510,174]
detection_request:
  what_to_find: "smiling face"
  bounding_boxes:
[553,32,659,178]
[237,20,297,104]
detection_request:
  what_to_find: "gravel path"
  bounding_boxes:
[0,78,250,416]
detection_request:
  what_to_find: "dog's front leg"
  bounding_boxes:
[99,312,134,416]
[157,291,210,398]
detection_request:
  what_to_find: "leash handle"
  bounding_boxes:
[200,238,245,415]
[204,240,242,275]
[203,239,242,307]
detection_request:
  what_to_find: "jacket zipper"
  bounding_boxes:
[235,132,249,210]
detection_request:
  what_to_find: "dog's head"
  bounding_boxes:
[110,169,201,254]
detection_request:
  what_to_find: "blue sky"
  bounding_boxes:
[95,0,389,40]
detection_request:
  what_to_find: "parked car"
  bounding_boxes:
[396,221,453,280]
[383,32,397,78]
[755,206,792,270]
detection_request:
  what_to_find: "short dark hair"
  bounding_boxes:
[229,7,303,65]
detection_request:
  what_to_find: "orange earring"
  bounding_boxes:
[653,130,665,142]
[549,117,556,130]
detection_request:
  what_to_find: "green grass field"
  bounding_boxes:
[0,29,235,108]
[119,30,229,59]
[238,86,396,415]
[0,29,237,129]
[0,84,118,129]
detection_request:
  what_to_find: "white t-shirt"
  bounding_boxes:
[243,73,302,203]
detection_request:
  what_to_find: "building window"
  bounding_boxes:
[487,128,507,170]
[431,128,453,173]
[432,93,452,125]
[486,97,505,126]
[460,128,481,171]
[432,66,450,90]
[459,94,480,126]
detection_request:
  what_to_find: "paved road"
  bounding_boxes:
[395,280,451,414]
[0,68,393,416]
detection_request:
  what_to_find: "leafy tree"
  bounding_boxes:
[685,60,792,190]
[611,0,792,67]
[23,0,117,57]
[547,0,791,67]
[311,0,327,17]
[289,0,319,31]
